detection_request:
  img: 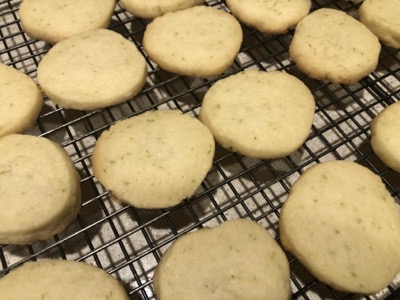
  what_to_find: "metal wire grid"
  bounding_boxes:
[1,0,400,299]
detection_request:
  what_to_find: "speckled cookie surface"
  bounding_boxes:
[0,63,43,139]
[92,110,215,209]
[143,6,242,78]
[279,160,400,294]
[0,260,129,300]
[199,70,315,159]
[153,218,291,300]
[120,0,204,18]
[371,102,400,172]
[37,29,147,110]
[226,0,310,34]
[289,8,381,84]
[0,134,81,245]
[359,0,400,49]
[19,0,116,44]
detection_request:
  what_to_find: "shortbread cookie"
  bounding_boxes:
[226,0,310,35]
[19,0,116,44]
[370,102,400,172]
[199,70,315,159]
[37,29,147,110]
[120,0,204,19]
[92,110,215,209]
[289,8,381,84]
[143,6,242,78]
[0,134,81,244]
[279,160,400,294]
[153,218,291,300]
[0,63,43,139]
[359,0,400,49]
[0,260,129,299]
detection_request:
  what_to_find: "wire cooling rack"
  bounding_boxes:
[1,0,400,299]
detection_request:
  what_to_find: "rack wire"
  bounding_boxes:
[1,0,400,299]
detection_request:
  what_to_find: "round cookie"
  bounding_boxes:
[0,260,129,299]
[120,0,204,19]
[37,29,147,110]
[142,6,243,78]
[289,8,381,84]
[370,101,400,173]
[0,134,81,245]
[153,218,291,300]
[92,110,215,209]
[226,0,310,35]
[359,0,400,49]
[199,70,315,159]
[19,0,116,44]
[0,63,43,139]
[279,160,400,294]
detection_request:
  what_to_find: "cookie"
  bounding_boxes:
[359,0,400,49]
[37,29,147,110]
[153,218,291,300]
[92,110,215,209]
[143,6,243,78]
[226,0,310,35]
[19,0,116,44]
[0,134,81,245]
[279,160,400,294]
[370,101,400,173]
[0,63,43,139]
[0,260,129,299]
[199,70,315,159]
[289,8,381,84]
[120,0,204,19]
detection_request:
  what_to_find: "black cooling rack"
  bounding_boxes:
[1,0,400,299]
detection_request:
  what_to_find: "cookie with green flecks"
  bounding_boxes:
[199,70,315,159]
[91,110,215,209]
[37,29,147,110]
[0,63,43,139]
[0,260,129,299]
[370,101,400,173]
[226,0,310,35]
[19,0,116,44]
[142,6,242,78]
[0,134,81,244]
[289,8,381,84]
[120,0,204,19]
[153,218,291,300]
[279,160,400,294]
[359,0,400,49]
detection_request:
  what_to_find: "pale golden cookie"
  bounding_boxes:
[0,260,129,299]
[280,160,400,294]
[143,6,243,78]
[153,218,291,300]
[289,8,381,84]
[226,0,310,34]
[359,0,400,48]
[0,63,43,139]
[199,70,315,159]
[19,0,116,44]
[371,101,400,172]
[92,110,215,209]
[120,0,204,19]
[0,134,81,245]
[37,29,147,110]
